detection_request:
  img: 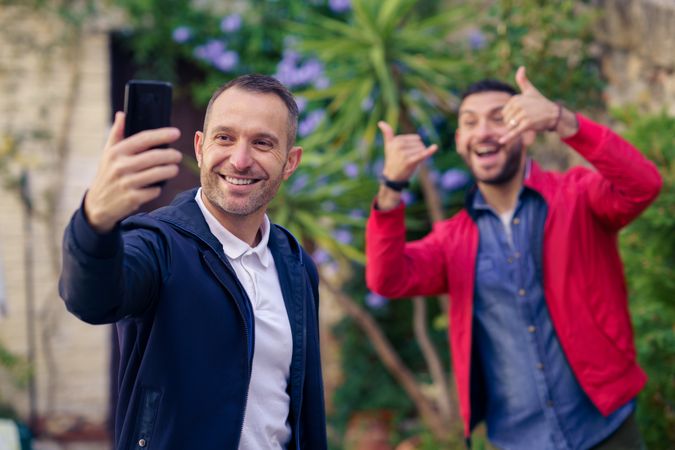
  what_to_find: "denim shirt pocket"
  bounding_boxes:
[474,256,502,311]
[129,386,162,449]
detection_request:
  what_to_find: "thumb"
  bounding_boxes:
[515,66,540,95]
[105,111,126,149]
[377,121,395,144]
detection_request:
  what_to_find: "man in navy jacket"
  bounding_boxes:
[59,74,327,449]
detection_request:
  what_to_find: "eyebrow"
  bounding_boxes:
[210,126,280,145]
[459,105,505,116]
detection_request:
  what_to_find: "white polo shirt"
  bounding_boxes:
[196,189,293,449]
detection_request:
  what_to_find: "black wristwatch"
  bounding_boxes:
[379,175,410,192]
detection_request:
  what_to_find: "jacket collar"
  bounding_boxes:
[148,188,301,263]
[465,159,545,219]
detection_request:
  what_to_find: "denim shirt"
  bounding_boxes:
[470,184,634,450]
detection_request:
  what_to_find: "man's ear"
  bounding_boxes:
[194,131,204,167]
[283,146,303,180]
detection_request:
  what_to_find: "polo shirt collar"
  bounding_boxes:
[195,188,272,268]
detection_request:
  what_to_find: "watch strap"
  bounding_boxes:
[380,175,410,192]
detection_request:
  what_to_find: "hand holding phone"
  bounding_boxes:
[83,81,181,233]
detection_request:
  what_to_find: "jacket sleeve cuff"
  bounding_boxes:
[561,113,608,157]
[69,196,121,259]
[371,197,405,216]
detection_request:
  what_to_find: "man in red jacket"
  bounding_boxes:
[365,67,662,449]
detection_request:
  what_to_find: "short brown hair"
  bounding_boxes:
[203,74,299,148]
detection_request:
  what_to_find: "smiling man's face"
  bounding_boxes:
[455,91,526,185]
[194,86,301,221]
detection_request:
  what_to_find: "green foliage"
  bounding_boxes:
[0,339,31,419]
[468,0,603,110]
[616,108,675,449]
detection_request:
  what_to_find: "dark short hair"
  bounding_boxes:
[203,74,299,148]
[460,79,517,101]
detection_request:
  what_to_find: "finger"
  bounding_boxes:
[498,123,527,145]
[515,66,540,96]
[396,134,425,144]
[123,148,183,174]
[378,121,395,144]
[124,163,181,190]
[409,144,438,164]
[105,111,126,149]
[424,144,439,158]
[116,127,181,156]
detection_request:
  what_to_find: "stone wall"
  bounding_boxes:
[0,5,111,441]
[596,0,675,114]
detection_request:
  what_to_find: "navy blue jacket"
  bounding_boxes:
[59,189,327,450]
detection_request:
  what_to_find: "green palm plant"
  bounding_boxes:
[271,0,605,445]
[271,0,478,444]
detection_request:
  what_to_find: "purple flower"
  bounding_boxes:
[333,228,353,244]
[194,39,226,62]
[295,96,308,113]
[440,169,470,191]
[401,191,415,205]
[313,76,330,90]
[468,28,486,50]
[289,173,309,193]
[282,49,301,64]
[366,292,388,309]
[361,96,374,111]
[220,13,242,33]
[172,26,191,43]
[349,209,365,219]
[312,248,332,265]
[329,0,352,13]
[274,56,325,89]
[302,59,323,82]
[298,109,325,137]
[213,50,239,72]
[343,163,359,178]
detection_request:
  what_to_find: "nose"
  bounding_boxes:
[474,119,495,140]
[229,142,254,171]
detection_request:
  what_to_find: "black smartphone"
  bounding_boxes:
[123,80,173,144]
[124,80,173,187]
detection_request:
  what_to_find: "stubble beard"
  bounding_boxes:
[471,138,524,186]
[200,167,285,218]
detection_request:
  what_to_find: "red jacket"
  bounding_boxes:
[365,115,662,437]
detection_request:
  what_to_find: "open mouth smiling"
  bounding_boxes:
[474,145,501,157]
[220,175,260,185]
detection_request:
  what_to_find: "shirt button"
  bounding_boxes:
[507,257,514,264]
[514,251,521,258]
[536,363,544,370]
[513,217,520,225]
[546,400,554,408]
[528,325,536,333]
[518,288,526,297]
[138,439,147,447]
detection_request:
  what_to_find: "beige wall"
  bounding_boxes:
[597,0,675,114]
[0,6,111,434]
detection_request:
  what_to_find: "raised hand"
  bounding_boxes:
[378,121,438,183]
[84,112,182,233]
[499,66,577,144]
